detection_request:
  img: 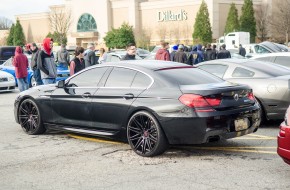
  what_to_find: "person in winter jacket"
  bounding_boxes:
[155,41,170,61]
[84,42,96,67]
[217,44,231,59]
[196,44,204,63]
[12,46,29,92]
[55,44,70,68]
[170,45,178,61]
[204,44,216,61]
[122,43,137,60]
[173,45,187,64]
[70,46,85,75]
[37,38,57,84]
[30,43,43,85]
[239,44,246,57]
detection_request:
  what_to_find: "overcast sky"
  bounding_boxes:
[0,0,64,22]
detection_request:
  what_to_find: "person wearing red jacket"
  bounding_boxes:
[155,41,170,61]
[12,46,29,92]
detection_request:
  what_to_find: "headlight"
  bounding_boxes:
[8,76,15,81]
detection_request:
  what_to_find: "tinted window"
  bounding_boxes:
[105,67,137,87]
[68,67,108,87]
[232,67,255,77]
[274,56,290,67]
[158,68,223,85]
[243,61,290,77]
[131,72,152,88]
[198,64,228,78]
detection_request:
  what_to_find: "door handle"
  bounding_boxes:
[123,93,134,99]
[82,92,91,98]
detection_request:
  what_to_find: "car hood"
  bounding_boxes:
[0,70,14,78]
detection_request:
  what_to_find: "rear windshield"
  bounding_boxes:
[157,67,224,85]
[243,61,290,77]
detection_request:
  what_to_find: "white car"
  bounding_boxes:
[250,52,290,68]
[0,70,15,92]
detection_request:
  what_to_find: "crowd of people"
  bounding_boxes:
[12,37,247,92]
[12,38,101,92]
[154,41,245,64]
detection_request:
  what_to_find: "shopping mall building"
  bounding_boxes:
[16,0,273,47]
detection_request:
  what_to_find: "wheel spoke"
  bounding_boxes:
[30,118,38,130]
[132,117,143,129]
[134,137,144,150]
[142,139,147,154]
[146,138,153,150]
[129,133,142,141]
[21,118,29,127]
[20,106,29,115]
[148,134,157,143]
[128,125,142,134]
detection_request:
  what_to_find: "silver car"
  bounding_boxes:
[0,70,15,92]
[197,59,290,120]
[250,52,290,68]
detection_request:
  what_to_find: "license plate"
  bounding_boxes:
[234,118,249,131]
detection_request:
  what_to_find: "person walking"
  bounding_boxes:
[155,41,170,61]
[196,44,204,63]
[239,44,246,57]
[12,46,29,92]
[217,44,231,59]
[70,46,85,75]
[173,45,187,64]
[84,42,96,68]
[37,38,57,85]
[212,44,217,60]
[30,43,43,85]
[122,43,137,60]
[55,44,70,68]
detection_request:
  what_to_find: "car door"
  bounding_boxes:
[50,67,109,128]
[90,67,151,131]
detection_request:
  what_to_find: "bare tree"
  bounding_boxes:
[270,0,290,44]
[49,8,72,44]
[0,17,13,30]
[135,27,152,50]
[155,23,167,41]
[255,3,270,42]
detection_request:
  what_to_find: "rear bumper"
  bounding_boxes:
[161,107,261,144]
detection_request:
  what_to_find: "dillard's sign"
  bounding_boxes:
[157,9,188,22]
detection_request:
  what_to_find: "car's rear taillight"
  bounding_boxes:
[179,94,221,112]
[248,92,255,101]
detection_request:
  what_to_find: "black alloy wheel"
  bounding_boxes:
[18,99,45,135]
[127,111,168,157]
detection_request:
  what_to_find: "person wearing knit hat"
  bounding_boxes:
[37,38,57,84]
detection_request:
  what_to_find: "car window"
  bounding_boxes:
[255,45,270,54]
[255,56,272,62]
[68,67,108,87]
[232,67,255,77]
[105,67,137,87]
[198,64,228,78]
[157,68,223,85]
[274,56,289,67]
[131,72,152,88]
[111,55,121,62]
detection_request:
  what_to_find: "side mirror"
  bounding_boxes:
[56,80,65,88]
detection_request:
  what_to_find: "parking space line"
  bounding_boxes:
[67,134,124,145]
[236,134,276,140]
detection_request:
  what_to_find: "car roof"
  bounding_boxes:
[93,60,193,71]
[250,52,290,58]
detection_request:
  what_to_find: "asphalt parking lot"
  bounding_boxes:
[1,90,289,190]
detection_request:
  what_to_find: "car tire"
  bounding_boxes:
[18,99,46,135]
[127,111,168,157]
[256,98,267,123]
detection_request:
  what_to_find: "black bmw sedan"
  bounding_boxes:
[14,60,261,157]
